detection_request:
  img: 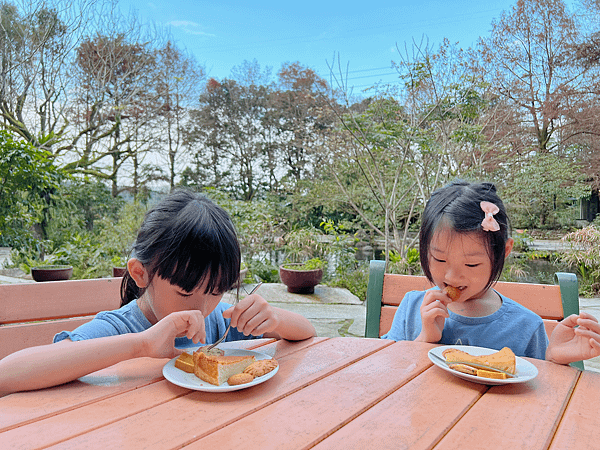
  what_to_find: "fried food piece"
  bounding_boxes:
[243,359,279,377]
[444,286,461,301]
[228,373,255,386]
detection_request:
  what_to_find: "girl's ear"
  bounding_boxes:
[127,258,149,288]
[504,238,514,259]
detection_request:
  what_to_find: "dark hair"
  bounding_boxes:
[419,180,510,291]
[120,189,241,306]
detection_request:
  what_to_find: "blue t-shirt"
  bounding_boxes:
[54,301,260,348]
[381,288,548,359]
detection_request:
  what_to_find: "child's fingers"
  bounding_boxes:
[186,315,206,344]
[579,311,598,322]
[423,291,451,307]
[560,314,581,328]
[577,318,600,334]
[246,316,275,336]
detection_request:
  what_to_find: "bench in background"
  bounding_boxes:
[365,259,584,370]
[0,278,122,360]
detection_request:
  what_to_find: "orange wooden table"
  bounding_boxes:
[1,337,598,450]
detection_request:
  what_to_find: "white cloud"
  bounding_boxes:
[168,21,216,37]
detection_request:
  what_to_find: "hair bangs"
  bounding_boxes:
[154,198,241,294]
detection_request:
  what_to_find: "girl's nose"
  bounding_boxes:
[444,266,463,285]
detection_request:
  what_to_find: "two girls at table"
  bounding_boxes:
[383,180,600,364]
[0,190,316,396]
[2,182,600,397]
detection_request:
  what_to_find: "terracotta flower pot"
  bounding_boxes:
[31,265,73,282]
[112,267,127,277]
[279,264,323,294]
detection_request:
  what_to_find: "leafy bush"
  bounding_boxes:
[558,225,600,295]
[328,262,369,301]
[0,131,63,248]
[512,229,532,252]
[282,257,326,270]
[246,259,280,283]
[387,247,422,275]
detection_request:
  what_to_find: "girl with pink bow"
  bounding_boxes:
[383,180,600,365]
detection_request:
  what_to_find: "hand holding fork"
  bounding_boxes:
[204,282,263,351]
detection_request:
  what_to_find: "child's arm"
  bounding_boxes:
[546,312,600,365]
[223,294,316,341]
[0,310,206,396]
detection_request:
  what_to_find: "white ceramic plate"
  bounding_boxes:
[163,348,279,392]
[428,345,538,385]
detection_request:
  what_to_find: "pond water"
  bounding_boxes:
[508,256,573,285]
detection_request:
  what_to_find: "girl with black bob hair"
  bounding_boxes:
[0,189,315,396]
[419,181,509,293]
[383,180,600,365]
[120,189,242,306]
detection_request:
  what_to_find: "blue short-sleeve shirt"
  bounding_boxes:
[381,288,548,359]
[54,301,260,348]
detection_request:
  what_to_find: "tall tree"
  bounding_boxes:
[272,62,335,188]
[324,40,494,262]
[186,61,274,200]
[154,41,204,188]
[479,0,590,155]
[0,0,97,150]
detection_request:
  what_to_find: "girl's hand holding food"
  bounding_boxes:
[140,310,206,359]
[417,290,451,343]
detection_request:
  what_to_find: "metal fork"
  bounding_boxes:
[204,282,263,351]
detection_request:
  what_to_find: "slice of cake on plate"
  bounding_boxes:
[193,351,256,386]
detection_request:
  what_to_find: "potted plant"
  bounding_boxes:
[279,257,325,294]
[278,228,327,294]
[31,264,73,282]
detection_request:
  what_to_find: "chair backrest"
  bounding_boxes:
[0,278,122,359]
[365,259,584,370]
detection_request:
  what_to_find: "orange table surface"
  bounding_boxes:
[1,337,598,450]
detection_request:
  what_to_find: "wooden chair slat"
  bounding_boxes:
[0,278,121,324]
[0,278,122,359]
[0,317,95,359]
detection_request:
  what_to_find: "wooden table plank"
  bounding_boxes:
[0,357,166,432]
[0,338,276,433]
[43,337,383,450]
[187,340,487,450]
[1,381,190,450]
[434,359,580,450]
[3,337,598,450]
[549,370,600,449]
[309,342,488,450]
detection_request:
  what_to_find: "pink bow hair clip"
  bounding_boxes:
[480,201,500,232]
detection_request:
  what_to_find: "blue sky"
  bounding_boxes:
[115,1,563,91]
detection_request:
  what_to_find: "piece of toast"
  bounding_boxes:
[442,347,516,374]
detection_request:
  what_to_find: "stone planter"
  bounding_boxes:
[279,264,323,294]
[112,267,127,277]
[31,265,73,282]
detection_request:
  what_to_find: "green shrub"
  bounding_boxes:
[328,262,369,301]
